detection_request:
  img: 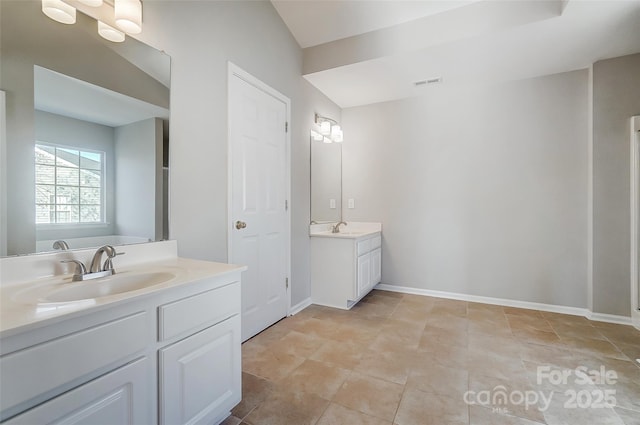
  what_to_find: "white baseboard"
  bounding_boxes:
[375,284,633,326]
[289,297,312,316]
[588,312,633,326]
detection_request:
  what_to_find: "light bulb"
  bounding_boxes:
[42,0,76,25]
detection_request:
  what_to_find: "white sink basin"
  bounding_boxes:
[13,270,177,305]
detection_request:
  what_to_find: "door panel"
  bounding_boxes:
[241,136,259,213]
[357,254,371,298]
[371,248,382,287]
[230,72,288,341]
[160,317,241,425]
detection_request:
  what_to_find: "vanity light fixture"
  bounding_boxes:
[115,0,143,34]
[98,21,125,42]
[41,0,144,42]
[310,130,324,142]
[320,121,331,136]
[42,0,76,25]
[313,113,343,144]
[78,0,103,6]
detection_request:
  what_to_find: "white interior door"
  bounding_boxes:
[631,116,640,331]
[229,66,289,341]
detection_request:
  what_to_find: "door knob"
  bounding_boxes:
[235,220,247,230]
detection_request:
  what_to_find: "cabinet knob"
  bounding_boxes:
[235,221,247,230]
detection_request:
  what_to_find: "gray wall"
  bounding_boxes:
[114,118,163,241]
[137,1,341,306]
[343,70,589,308]
[293,82,341,304]
[34,111,116,242]
[592,53,640,316]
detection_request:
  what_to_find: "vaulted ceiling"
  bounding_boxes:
[272,0,640,108]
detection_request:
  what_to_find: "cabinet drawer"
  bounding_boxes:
[0,312,147,414]
[5,357,150,425]
[356,239,371,256]
[371,235,382,250]
[158,281,240,341]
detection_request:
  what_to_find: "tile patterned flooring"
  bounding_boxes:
[224,290,640,425]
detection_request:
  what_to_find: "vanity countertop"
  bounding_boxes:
[309,221,382,239]
[310,230,380,239]
[0,256,246,338]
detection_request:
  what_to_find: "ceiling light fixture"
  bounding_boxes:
[312,114,343,144]
[41,0,143,42]
[42,0,76,25]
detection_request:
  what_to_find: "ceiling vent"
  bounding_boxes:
[414,77,442,87]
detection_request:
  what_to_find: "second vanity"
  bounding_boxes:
[0,241,245,425]
[310,222,382,309]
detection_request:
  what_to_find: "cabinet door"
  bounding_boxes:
[357,253,371,298]
[5,357,149,425]
[370,248,382,287]
[160,315,241,425]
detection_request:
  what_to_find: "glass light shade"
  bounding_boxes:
[98,21,125,42]
[323,136,332,144]
[331,125,341,138]
[115,0,142,34]
[333,129,343,143]
[78,0,103,6]
[319,121,331,136]
[310,130,324,142]
[42,0,76,25]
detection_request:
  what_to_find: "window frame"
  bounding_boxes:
[35,141,107,227]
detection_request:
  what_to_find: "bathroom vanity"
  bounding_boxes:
[0,241,245,425]
[310,222,382,309]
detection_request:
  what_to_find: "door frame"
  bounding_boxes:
[629,115,640,330]
[227,62,292,315]
[0,90,6,256]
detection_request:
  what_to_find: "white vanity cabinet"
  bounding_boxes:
[158,283,241,425]
[0,258,243,425]
[311,232,382,309]
[4,357,149,425]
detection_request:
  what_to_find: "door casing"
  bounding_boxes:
[226,62,292,321]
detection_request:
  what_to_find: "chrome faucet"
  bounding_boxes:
[89,245,118,273]
[61,245,123,282]
[52,240,70,250]
[61,259,87,280]
[332,221,347,233]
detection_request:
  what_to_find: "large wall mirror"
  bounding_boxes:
[310,138,342,223]
[0,0,170,257]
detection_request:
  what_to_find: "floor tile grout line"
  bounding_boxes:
[239,290,638,425]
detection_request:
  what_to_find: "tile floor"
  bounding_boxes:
[225,290,640,425]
